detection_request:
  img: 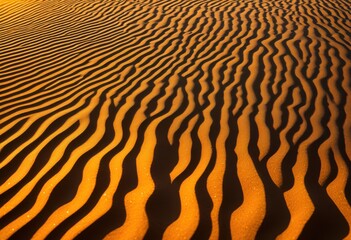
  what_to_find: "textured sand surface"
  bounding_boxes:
[1,0,351,239]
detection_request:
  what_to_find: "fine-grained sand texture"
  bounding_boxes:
[1,0,351,239]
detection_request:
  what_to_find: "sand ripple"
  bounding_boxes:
[1,0,350,239]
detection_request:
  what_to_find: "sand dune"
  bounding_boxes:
[0,0,350,239]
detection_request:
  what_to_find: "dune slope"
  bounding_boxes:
[0,0,351,239]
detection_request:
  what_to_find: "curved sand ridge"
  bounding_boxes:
[0,0,351,239]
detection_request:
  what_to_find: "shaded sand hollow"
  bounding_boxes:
[0,0,351,239]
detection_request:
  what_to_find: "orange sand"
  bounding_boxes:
[0,0,350,239]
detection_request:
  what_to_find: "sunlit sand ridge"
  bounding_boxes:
[0,0,350,239]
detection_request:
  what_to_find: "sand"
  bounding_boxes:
[0,0,350,239]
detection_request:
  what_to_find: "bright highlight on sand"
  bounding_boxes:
[0,0,350,239]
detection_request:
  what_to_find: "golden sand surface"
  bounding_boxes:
[0,0,351,239]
